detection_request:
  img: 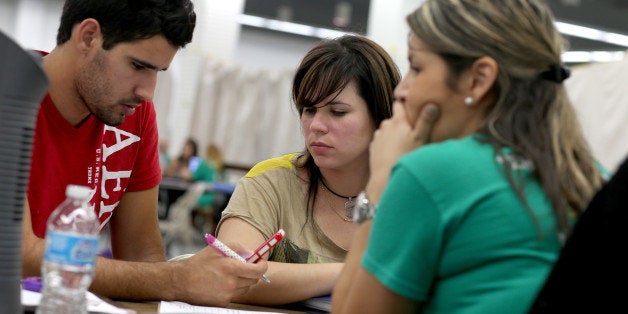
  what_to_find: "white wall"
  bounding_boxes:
[235,27,317,70]
[0,0,18,40]
[159,0,246,158]
[14,0,62,51]
[0,0,62,51]
[367,0,423,75]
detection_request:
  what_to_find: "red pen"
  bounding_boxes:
[246,229,285,263]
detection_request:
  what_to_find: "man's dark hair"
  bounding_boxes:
[56,0,196,49]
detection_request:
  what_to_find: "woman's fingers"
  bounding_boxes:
[411,104,440,144]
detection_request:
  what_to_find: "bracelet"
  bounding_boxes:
[352,191,377,223]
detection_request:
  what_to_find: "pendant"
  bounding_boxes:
[344,198,355,219]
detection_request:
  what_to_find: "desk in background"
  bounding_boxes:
[158,177,235,220]
[159,177,235,194]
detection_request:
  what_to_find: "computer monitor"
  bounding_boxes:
[0,30,49,314]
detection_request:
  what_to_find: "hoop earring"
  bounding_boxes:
[464,96,475,106]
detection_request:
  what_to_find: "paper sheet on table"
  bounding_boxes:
[159,301,284,313]
[21,288,135,313]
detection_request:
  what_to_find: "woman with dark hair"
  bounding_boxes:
[333,0,604,312]
[163,138,218,216]
[216,34,400,305]
[164,137,201,180]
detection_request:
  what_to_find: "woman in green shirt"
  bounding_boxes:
[333,0,605,313]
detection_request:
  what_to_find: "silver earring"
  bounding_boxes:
[464,96,475,106]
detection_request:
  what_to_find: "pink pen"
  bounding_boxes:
[246,229,285,263]
[204,233,271,283]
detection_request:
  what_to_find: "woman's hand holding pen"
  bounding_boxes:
[169,243,268,307]
[367,102,439,203]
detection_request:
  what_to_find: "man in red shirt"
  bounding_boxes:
[22,0,266,307]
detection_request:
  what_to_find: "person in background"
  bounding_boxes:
[164,138,219,209]
[196,143,228,233]
[196,143,223,210]
[216,34,400,305]
[158,137,171,173]
[205,143,226,181]
[22,0,266,307]
[332,0,605,313]
[164,138,204,181]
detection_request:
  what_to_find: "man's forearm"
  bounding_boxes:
[90,256,176,301]
[23,232,175,301]
[21,237,44,277]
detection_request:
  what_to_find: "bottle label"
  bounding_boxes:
[43,230,99,267]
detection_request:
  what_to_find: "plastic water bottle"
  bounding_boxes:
[38,185,99,314]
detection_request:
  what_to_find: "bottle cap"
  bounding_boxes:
[65,184,93,200]
[22,277,42,292]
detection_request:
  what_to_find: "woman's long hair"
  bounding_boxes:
[291,35,400,222]
[407,0,604,236]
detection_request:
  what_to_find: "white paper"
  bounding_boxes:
[21,288,135,313]
[21,289,42,307]
[86,291,136,313]
[159,301,284,314]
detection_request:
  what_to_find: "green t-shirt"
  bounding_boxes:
[192,159,217,207]
[363,135,561,313]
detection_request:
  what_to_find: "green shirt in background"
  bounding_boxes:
[192,159,218,207]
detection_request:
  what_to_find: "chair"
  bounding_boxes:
[529,157,628,313]
[159,182,207,253]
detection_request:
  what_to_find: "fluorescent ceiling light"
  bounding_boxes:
[266,19,316,37]
[556,21,628,47]
[238,14,350,39]
[562,50,625,63]
[238,14,266,28]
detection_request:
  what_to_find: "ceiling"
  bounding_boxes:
[243,0,370,34]
[243,0,628,63]
[545,0,628,52]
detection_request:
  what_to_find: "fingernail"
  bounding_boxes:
[426,105,439,116]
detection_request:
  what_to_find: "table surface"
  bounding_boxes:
[111,299,309,313]
[24,297,318,314]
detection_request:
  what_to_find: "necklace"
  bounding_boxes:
[319,178,357,219]
[320,185,353,222]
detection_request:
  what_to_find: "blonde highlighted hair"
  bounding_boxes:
[407,0,604,235]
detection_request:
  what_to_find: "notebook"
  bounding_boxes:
[302,295,331,312]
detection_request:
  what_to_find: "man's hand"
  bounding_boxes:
[172,245,269,307]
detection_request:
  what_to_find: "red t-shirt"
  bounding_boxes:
[27,93,161,238]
